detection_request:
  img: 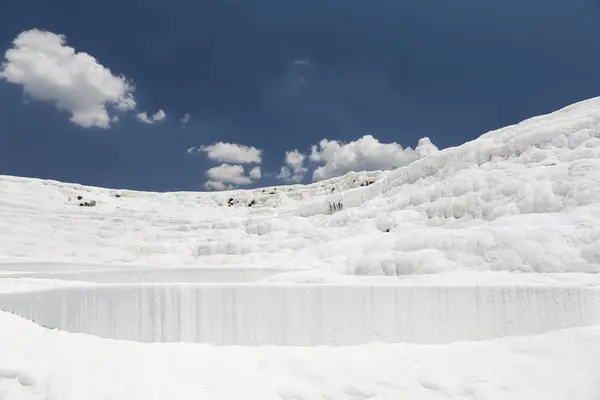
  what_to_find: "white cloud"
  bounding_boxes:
[277,150,307,183]
[198,142,262,164]
[415,137,438,157]
[154,109,166,121]
[0,29,136,129]
[181,113,191,125]
[137,113,151,123]
[309,135,438,181]
[204,163,261,191]
[249,166,261,180]
[204,181,235,191]
[186,147,201,154]
[293,58,311,66]
[137,109,166,124]
[206,164,252,185]
[116,96,136,112]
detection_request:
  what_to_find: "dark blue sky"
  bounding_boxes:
[1,0,599,191]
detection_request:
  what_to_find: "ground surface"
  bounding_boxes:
[2,311,600,400]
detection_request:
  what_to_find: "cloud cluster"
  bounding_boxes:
[137,109,166,124]
[309,135,438,181]
[190,141,263,191]
[275,135,439,183]
[204,164,261,191]
[248,165,262,180]
[192,142,263,164]
[0,29,165,128]
[277,150,307,183]
[201,134,438,191]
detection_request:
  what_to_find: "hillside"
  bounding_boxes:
[1,98,599,278]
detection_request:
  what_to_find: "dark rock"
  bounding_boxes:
[79,200,96,207]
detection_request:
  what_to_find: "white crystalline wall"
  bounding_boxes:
[2,284,600,345]
[0,266,291,283]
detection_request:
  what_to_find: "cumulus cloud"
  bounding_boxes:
[206,164,252,185]
[186,147,201,155]
[204,163,261,191]
[137,109,166,124]
[116,96,136,112]
[204,181,235,191]
[181,113,191,124]
[310,135,438,181]
[0,29,137,129]
[414,137,439,157]
[197,142,262,164]
[277,150,307,183]
[249,166,262,180]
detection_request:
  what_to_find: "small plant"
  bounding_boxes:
[328,201,343,214]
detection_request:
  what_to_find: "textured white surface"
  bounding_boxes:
[0,262,293,283]
[1,283,599,345]
[1,99,600,276]
[1,311,600,400]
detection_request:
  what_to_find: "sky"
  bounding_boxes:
[0,0,599,191]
